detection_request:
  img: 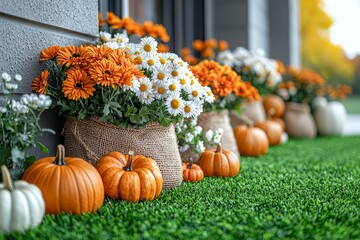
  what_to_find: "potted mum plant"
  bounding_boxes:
[275,66,325,138]
[0,72,53,180]
[217,47,283,123]
[32,35,213,189]
[189,60,260,156]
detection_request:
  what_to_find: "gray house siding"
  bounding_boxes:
[0,0,98,157]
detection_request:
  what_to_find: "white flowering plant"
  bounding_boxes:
[0,72,53,178]
[175,118,223,154]
[34,34,214,129]
[217,47,282,95]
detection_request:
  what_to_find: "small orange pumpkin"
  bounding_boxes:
[182,158,204,182]
[271,117,286,131]
[234,124,269,157]
[197,144,240,177]
[96,151,163,203]
[263,94,285,118]
[254,120,283,146]
[22,145,104,215]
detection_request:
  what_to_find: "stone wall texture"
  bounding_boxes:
[0,0,98,157]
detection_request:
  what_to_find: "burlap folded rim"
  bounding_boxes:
[197,110,240,157]
[62,117,183,189]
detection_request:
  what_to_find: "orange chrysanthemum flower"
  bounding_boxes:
[39,45,61,62]
[106,12,122,29]
[143,21,158,38]
[57,45,90,68]
[89,59,123,88]
[157,43,169,53]
[155,24,170,42]
[85,45,113,62]
[204,38,217,48]
[62,69,95,101]
[98,13,106,27]
[217,40,228,51]
[193,40,204,52]
[32,70,49,94]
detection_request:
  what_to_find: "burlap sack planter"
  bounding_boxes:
[197,110,240,157]
[63,117,183,189]
[283,102,317,139]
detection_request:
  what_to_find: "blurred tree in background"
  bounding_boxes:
[300,0,355,85]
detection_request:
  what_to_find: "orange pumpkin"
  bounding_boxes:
[96,151,163,203]
[263,94,285,118]
[182,158,204,182]
[22,145,104,215]
[234,125,269,156]
[197,144,240,177]
[254,120,283,146]
[271,117,286,131]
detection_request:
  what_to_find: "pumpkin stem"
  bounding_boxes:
[216,144,223,153]
[124,151,134,171]
[187,158,193,169]
[267,108,276,119]
[1,165,14,190]
[53,145,67,166]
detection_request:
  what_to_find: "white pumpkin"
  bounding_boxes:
[0,165,45,233]
[314,99,347,136]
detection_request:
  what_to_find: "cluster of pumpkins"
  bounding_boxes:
[0,141,240,233]
[233,94,287,157]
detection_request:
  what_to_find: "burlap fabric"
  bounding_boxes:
[197,110,240,157]
[63,117,183,189]
[284,102,317,139]
[239,100,266,124]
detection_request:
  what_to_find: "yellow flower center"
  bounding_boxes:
[178,62,183,66]
[157,73,165,80]
[140,84,148,92]
[172,71,178,77]
[192,90,199,97]
[159,58,166,64]
[169,84,177,91]
[158,87,165,94]
[180,79,186,85]
[184,105,191,113]
[144,44,152,52]
[135,56,143,64]
[206,90,212,96]
[152,85,156,90]
[117,38,124,43]
[135,50,141,55]
[148,59,155,66]
[190,79,195,85]
[171,99,180,109]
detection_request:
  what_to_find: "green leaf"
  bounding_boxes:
[37,142,49,153]
[103,103,110,116]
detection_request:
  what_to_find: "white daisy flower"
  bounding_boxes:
[183,101,200,118]
[205,130,214,141]
[187,84,204,102]
[185,133,194,143]
[113,33,129,46]
[14,74,22,82]
[0,107,7,113]
[194,126,202,135]
[153,81,168,100]
[138,93,154,105]
[167,62,185,81]
[166,94,184,116]
[5,83,18,90]
[99,31,112,43]
[217,50,235,67]
[2,72,11,82]
[190,118,197,126]
[139,37,158,55]
[104,42,120,49]
[203,86,215,103]
[165,78,181,96]
[215,128,224,136]
[141,53,161,71]
[213,134,222,144]
[135,77,153,99]
[152,65,170,83]
[196,141,205,153]
[123,77,140,92]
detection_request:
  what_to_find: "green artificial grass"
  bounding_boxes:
[1,136,360,240]
[343,95,360,114]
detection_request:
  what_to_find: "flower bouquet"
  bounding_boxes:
[33,35,212,188]
[1,72,53,179]
[189,60,260,156]
[276,66,325,138]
